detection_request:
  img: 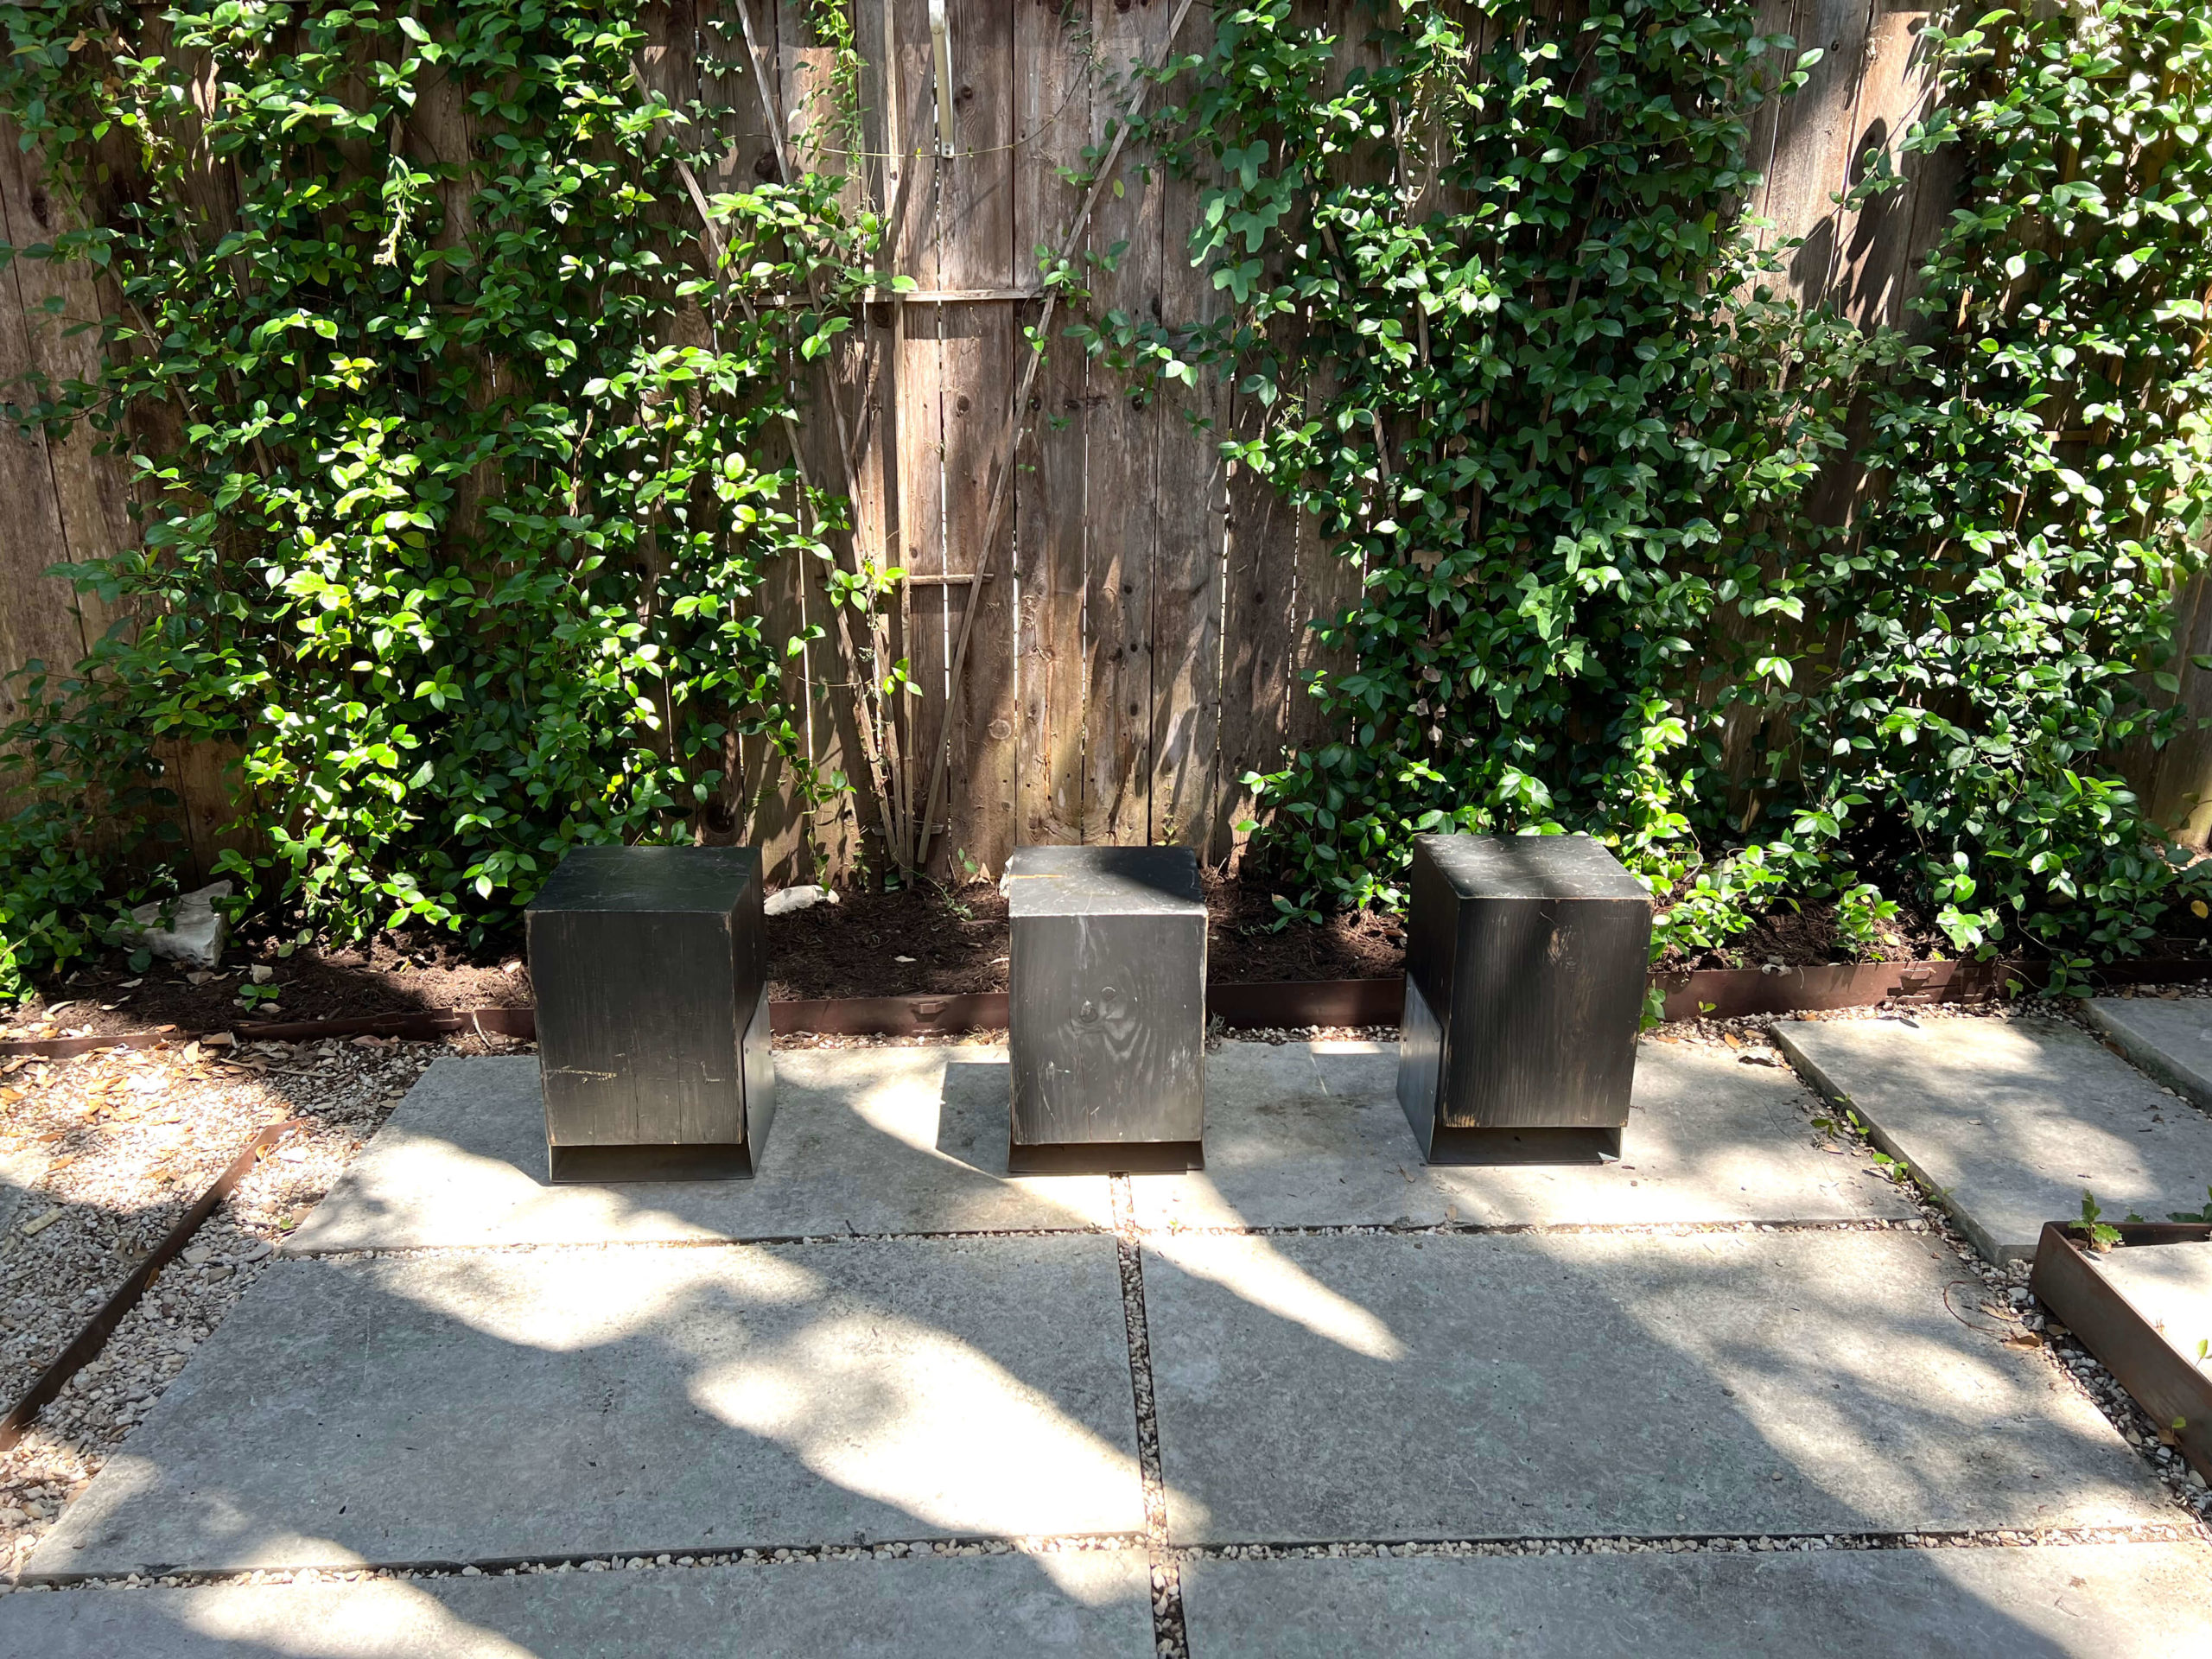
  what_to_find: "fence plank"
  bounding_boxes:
[0,139,128,659]
[1829,8,1941,331]
[1080,0,1170,844]
[1148,7,1226,852]
[890,0,950,871]
[0,131,99,758]
[925,0,1020,877]
[1212,398,1300,867]
[1014,0,1091,849]
[1757,0,1878,309]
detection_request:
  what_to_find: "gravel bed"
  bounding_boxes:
[0,1034,448,1575]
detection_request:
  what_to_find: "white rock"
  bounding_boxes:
[121,880,233,969]
[762,884,839,917]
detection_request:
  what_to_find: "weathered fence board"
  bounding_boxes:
[1014,0,1090,849]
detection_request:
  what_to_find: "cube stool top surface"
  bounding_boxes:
[525,842,764,915]
[1004,844,1205,917]
[1412,832,1650,903]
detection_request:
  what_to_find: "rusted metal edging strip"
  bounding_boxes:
[0,1117,309,1452]
[6,956,2210,1057]
[2029,1219,2212,1484]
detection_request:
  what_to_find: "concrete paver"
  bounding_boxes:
[1774,1016,2212,1261]
[1178,1542,2212,1658]
[2096,1241,2212,1364]
[0,1550,1154,1657]
[1128,1040,1911,1230]
[286,1051,1115,1252]
[27,1236,1143,1580]
[1142,1229,2163,1544]
[2083,995,2212,1115]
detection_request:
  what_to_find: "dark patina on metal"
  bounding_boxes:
[2030,1219,2212,1484]
[1396,833,1652,1164]
[1006,844,1206,1173]
[526,845,774,1182]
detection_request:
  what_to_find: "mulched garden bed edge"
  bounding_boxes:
[7,956,2210,1058]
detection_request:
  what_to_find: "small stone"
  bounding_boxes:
[763,885,836,916]
[121,880,233,969]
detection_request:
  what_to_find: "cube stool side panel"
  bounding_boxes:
[1009,911,1206,1147]
[1440,893,1649,1130]
[1395,971,1445,1158]
[531,906,747,1147]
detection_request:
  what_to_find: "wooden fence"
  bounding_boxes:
[6,0,2210,884]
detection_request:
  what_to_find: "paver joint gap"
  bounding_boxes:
[1112,1172,1190,1659]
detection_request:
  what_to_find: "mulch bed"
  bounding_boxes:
[2,872,1409,1041]
[12,863,2209,1044]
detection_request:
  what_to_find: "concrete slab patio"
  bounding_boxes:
[1774,1015,2212,1261]
[1143,1229,2163,1544]
[29,1236,1145,1580]
[0,1550,1154,1657]
[1127,1040,1910,1230]
[1179,1542,2212,1658]
[10,1023,2204,1653]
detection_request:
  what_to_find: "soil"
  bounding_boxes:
[1656,895,1954,973]
[760,870,1407,1001]
[4,871,1408,1040]
[1,931,533,1046]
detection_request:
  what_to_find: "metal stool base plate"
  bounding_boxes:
[547,1142,758,1184]
[1007,1140,1205,1176]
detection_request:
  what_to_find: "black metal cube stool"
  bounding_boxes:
[525,845,775,1182]
[1396,833,1651,1164]
[1006,844,1206,1173]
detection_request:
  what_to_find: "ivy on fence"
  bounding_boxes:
[3,0,2211,1001]
[1080,0,2212,982]
[0,0,892,996]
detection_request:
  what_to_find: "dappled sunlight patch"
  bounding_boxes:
[694,1311,1159,1538]
[376,1245,823,1354]
[175,1577,537,1659]
[1147,1233,1406,1362]
[1527,1228,2164,1529]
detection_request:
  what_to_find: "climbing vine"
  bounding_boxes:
[0,0,894,995]
[1090,0,2212,974]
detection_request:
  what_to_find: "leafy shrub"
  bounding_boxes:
[0,0,889,988]
[1090,0,2212,967]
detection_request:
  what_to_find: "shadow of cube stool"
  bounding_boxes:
[1005,844,1206,1173]
[525,845,775,1182]
[1396,833,1651,1165]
